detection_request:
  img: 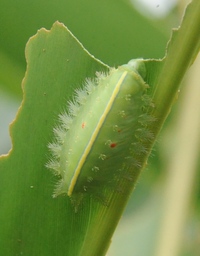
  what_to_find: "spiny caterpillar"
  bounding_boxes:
[46,59,154,206]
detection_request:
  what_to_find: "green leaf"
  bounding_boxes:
[0,22,109,256]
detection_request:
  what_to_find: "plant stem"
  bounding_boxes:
[152,0,200,130]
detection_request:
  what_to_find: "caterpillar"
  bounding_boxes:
[46,59,154,207]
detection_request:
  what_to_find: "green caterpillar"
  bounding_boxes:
[46,59,154,206]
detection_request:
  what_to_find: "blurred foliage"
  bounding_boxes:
[0,0,178,97]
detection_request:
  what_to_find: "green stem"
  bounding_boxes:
[78,1,200,255]
[152,0,200,129]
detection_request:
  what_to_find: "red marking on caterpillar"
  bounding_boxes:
[110,143,117,148]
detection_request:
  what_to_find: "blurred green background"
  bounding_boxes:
[0,0,199,255]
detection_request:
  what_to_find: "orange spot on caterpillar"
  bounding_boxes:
[81,122,86,128]
[110,143,117,148]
